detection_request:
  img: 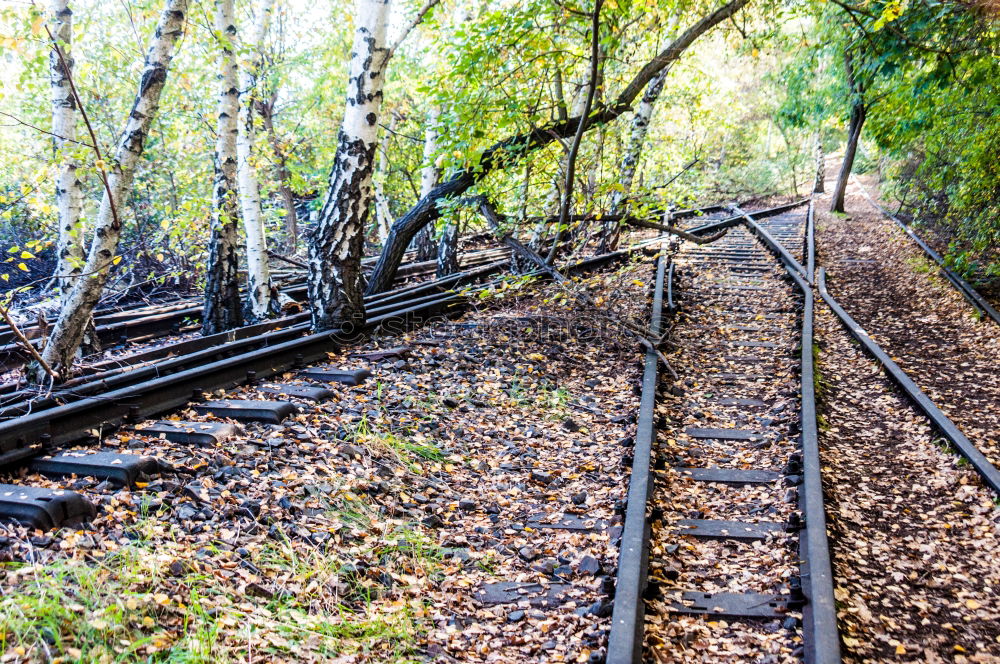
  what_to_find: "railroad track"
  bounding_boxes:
[607,201,840,664]
[0,236,656,531]
[0,247,512,372]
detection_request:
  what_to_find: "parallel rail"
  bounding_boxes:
[0,245,635,468]
[850,175,1000,325]
[818,268,1000,494]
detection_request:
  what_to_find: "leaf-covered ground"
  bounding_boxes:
[814,180,1000,662]
[0,256,654,663]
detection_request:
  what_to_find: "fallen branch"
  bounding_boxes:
[477,197,678,378]
[0,303,56,380]
[619,214,728,244]
[267,250,308,270]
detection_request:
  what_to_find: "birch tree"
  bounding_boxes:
[237,0,276,322]
[35,0,189,379]
[307,0,393,332]
[372,114,396,246]
[411,106,441,261]
[48,0,84,302]
[202,0,243,335]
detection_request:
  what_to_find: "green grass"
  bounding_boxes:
[0,502,438,663]
[905,255,935,274]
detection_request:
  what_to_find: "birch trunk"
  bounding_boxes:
[260,95,299,252]
[372,117,395,246]
[307,0,391,332]
[202,0,243,336]
[237,0,276,322]
[37,0,188,379]
[412,106,441,261]
[813,128,825,193]
[49,0,85,302]
[435,219,459,277]
[610,68,668,214]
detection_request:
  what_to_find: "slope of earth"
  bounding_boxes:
[813,181,1000,468]
[815,299,1000,663]
[0,255,654,663]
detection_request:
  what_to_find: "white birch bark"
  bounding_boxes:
[412,105,440,260]
[419,107,441,198]
[610,69,666,213]
[813,128,825,193]
[38,0,188,378]
[237,0,276,321]
[307,0,391,331]
[48,0,84,301]
[372,113,397,245]
[202,0,243,335]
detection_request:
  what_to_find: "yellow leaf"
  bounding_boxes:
[895,645,906,655]
[94,159,106,171]
[31,16,44,36]
[965,599,981,610]
[20,251,34,259]
[17,263,28,272]
[112,256,122,265]
[0,274,7,282]
[156,253,164,262]
[141,616,155,628]
[751,47,759,57]
[526,353,545,361]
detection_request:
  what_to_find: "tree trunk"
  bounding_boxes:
[435,218,459,277]
[202,0,243,336]
[260,94,299,252]
[37,0,188,379]
[413,106,441,261]
[372,113,397,246]
[366,0,752,295]
[49,0,85,302]
[237,0,276,322]
[831,49,865,214]
[307,0,391,332]
[540,74,589,257]
[602,42,672,248]
[830,101,865,213]
[813,127,825,194]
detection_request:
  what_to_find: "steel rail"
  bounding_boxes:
[0,263,510,419]
[850,176,1000,325]
[0,248,513,368]
[818,268,1000,494]
[734,204,841,664]
[0,245,634,468]
[785,204,841,664]
[606,240,668,664]
[737,207,811,284]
